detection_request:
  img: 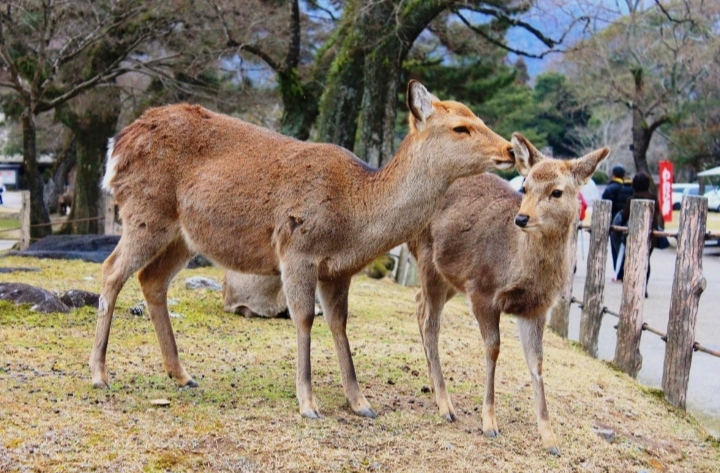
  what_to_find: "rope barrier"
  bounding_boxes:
[567,298,719,359]
[29,216,104,228]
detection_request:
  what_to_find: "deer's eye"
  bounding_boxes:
[519,187,526,195]
[453,126,470,134]
[551,190,563,198]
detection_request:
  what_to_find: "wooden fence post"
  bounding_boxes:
[614,199,653,378]
[662,196,707,409]
[579,200,611,356]
[104,194,115,236]
[549,221,579,337]
[19,190,30,250]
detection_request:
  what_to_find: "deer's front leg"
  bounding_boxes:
[318,277,375,418]
[282,262,321,419]
[470,293,501,438]
[517,314,559,455]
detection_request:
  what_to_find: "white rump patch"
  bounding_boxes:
[101,138,118,194]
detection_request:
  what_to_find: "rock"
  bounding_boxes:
[185,276,222,291]
[150,399,171,407]
[0,267,40,274]
[60,289,100,309]
[592,427,616,443]
[0,282,69,313]
[8,235,120,263]
[186,254,213,268]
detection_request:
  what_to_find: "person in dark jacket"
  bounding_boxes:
[615,173,664,293]
[602,165,633,273]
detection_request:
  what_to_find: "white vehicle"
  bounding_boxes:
[671,183,699,210]
[705,188,720,212]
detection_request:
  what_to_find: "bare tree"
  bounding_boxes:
[0,1,187,237]
[562,0,720,179]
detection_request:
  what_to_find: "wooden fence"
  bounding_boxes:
[550,195,719,411]
[0,191,117,250]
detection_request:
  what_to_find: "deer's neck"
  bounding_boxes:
[359,138,449,249]
[516,223,574,296]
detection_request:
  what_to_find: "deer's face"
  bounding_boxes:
[406,81,515,176]
[512,133,609,234]
[516,161,583,233]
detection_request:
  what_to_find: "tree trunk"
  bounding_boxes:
[58,90,120,234]
[358,35,402,167]
[315,2,366,150]
[21,110,52,239]
[631,108,653,177]
[356,1,445,165]
[278,70,320,141]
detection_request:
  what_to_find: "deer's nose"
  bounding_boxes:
[515,214,529,228]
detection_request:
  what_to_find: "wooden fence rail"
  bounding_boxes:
[551,195,713,411]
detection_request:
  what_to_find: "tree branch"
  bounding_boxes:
[238,44,281,72]
[649,115,670,133]
[453,11,563,59]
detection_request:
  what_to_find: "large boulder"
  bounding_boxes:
[0,282,69,313]
[223,271,289,318]
[60,289,100,309]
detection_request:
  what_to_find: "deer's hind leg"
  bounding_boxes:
[90,224,179,388]
[468,290,501,438]
[318,277,375,418]
[138,237,195,386]
[516,314,559,455]
[416,263,456,422]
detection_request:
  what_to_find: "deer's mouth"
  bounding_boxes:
[493,158,514,171]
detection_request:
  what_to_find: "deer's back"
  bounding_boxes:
[107,104,379,274]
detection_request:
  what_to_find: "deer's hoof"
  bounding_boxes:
[91,379,109,389]
[182,378,199,388]
[442,412,458,423]
[300,408,323,420]
[546,446,561,456]
[356,407,377,418]
[484,429,499,438]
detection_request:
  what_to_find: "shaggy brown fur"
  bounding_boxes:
[90,81,515,419]
[408,134,608,454]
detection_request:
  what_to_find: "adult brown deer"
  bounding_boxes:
[408,134,608,454]
[92,80,515,419]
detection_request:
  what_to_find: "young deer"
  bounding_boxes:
[408,134,608,454]
[92,81,515,419]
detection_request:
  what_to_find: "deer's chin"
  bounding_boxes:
[519,223,541,233]
[493,160,514,171]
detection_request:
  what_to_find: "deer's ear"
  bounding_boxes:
[512,133,544,176]
[572,147,610,185]
[407,80,435,131]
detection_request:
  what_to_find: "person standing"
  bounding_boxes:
[615,172,664,291]
[602,165,633,274]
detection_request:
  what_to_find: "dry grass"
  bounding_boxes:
[0,256,718,472]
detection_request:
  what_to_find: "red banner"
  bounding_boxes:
[659,160,673,222]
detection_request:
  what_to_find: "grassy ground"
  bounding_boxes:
[0,256,718,472]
